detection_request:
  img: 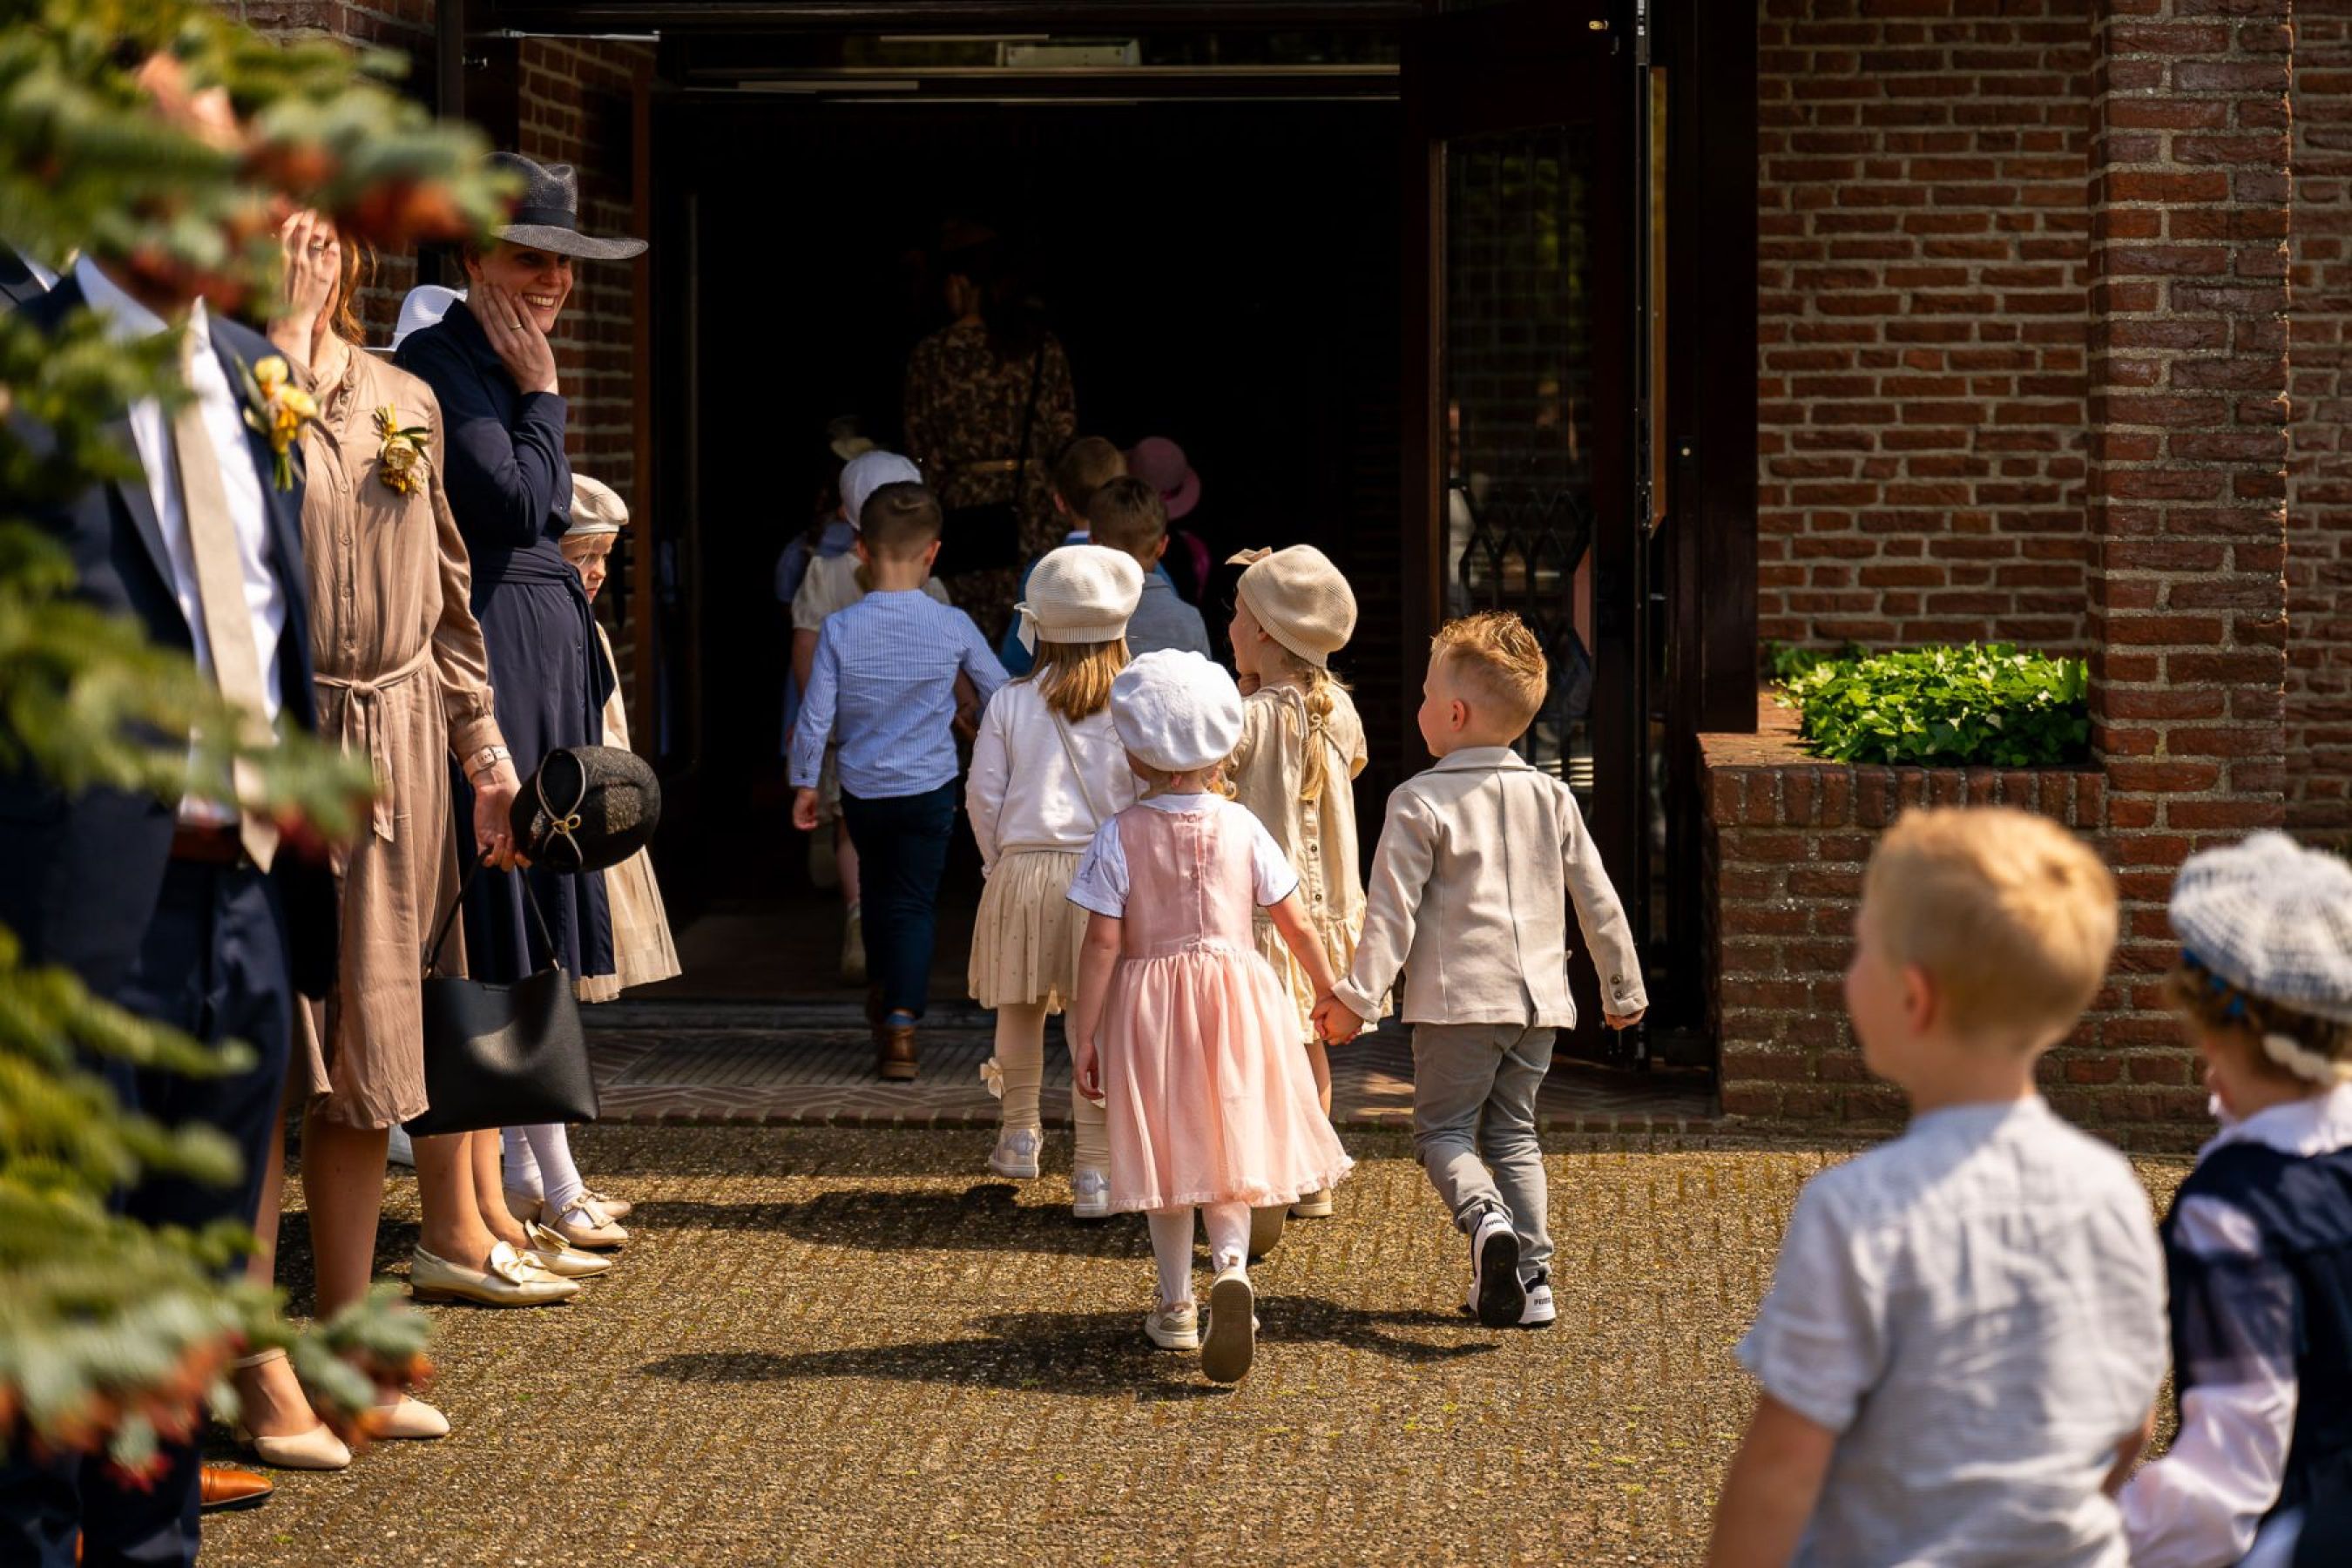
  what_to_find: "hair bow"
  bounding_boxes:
[1013,602,1041,654]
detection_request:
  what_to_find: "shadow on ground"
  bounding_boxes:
[638,1298,1495,1400]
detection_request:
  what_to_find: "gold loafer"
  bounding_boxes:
[525,1221,615,1279]
[409,1241,580,1307]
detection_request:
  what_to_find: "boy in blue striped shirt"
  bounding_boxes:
[792,483,1007,1079]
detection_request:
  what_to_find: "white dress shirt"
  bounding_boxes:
[74,257,286,820]
[76,255,285,723]
[2121,1084,2352,1568]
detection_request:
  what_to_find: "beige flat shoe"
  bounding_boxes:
[541,1195,628,1250]
[409,1241,580,1307]
[525,1221,615,1279]
[578,1186,632,1220]
[366,1394,449,1441]
[502,1186,541,1225]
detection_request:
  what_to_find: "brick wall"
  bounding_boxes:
[2288,15,2352,841]
[1701,700,2208,1148]
[1757,0,2095,652]
[2083,1,2290,1001]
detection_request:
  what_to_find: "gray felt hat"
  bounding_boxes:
[485,152,646,260]
[2170,832,2352,1024]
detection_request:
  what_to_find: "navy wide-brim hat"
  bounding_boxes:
[510,746,662,873]
[485,152,646,261]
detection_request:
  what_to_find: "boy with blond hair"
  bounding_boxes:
[1705,806,2168,1568]
[1314,611,1646,1328]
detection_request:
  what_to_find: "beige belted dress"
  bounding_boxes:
[294,347,505,1128]
[1230,682,1375,1043]
[576,621,679,1002]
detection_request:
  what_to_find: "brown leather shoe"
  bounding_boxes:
[875,1023,917,1081]
[199,1464,274,1512]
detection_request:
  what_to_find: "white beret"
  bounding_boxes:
[1111,649,1244,774]
[841,450,922,531]
[567,473,627,536]
[2171,832,2352,1023]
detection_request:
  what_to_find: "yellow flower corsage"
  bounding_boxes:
[240,355,316,492]
[374,406,432,496]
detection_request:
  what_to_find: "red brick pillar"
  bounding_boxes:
[2085,6,2289,928]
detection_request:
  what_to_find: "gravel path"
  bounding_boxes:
[206,1126,2190,1567]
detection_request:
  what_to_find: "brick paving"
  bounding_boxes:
[586,1002,1717,1132]
[204,1125,2193,1567]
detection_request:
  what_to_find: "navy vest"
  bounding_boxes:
[2163,1139,2352,1524]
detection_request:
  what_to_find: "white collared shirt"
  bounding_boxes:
[74,257,285,819]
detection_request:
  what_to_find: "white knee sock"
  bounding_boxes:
[519,1123,585,1216]
[994,1004,1047,1134]
[1201,1202,1252,1277]
[1146,1206,1198,1308]
[502,1128,541,1197]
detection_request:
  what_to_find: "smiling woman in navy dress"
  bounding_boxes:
[396,152,647,1252]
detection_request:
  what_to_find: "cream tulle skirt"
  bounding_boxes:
[969,849,1089,1011]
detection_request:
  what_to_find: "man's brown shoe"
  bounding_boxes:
[199,1464,274,1513]
[876,1023,917,1081]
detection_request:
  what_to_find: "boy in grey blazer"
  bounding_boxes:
[1315,612,1646,1329]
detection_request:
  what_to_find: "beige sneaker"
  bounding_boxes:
[1247,1205,1287,1259]
[1201,1267,1257,1384]
[1290,1188,1335,1219]
[409,1241,579,1308]
[1145,1301,1200,1350]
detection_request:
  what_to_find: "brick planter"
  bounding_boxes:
[1700,694,2206,1151]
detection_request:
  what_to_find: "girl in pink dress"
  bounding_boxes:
[1068,650,1354,1383]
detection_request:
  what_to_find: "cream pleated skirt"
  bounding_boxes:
[969,849,1088,1011]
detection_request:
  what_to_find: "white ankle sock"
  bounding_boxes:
[501,1128,543,1198]
[519,1124,585,1216]
[1146,1207,1197,1308]
[994,1004,1046,1134]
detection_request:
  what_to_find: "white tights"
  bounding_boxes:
[1146,1202,1250,1309]
[501,1124,585,1216]
[993,1003,1109,1173]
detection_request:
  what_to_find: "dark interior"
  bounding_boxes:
[645,95,1402,992]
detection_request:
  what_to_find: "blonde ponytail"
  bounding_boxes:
[1264,647,1349,805]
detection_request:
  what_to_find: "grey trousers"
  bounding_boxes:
[1409,1022,1556,1278]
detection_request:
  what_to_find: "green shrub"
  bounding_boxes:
[1776,644,2090,767]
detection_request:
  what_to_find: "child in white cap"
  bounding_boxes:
[2121,833,2352,1568]
[789,449,956,983]
[1067,650,1354,1383]
[967,545,1146,1218]
[1226,544,1369,1227]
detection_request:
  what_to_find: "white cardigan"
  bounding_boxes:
[965,679,1139,873]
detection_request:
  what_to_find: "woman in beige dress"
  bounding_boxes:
[232,217,607,1470]
[559,474,679,997]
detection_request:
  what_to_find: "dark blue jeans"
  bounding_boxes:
[0,861,292,1568]
[840,783,956,1020]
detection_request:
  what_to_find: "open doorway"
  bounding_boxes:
[645,90,1403,1000]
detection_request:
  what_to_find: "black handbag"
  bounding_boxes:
[403,866,598,1138]
[935,348,1045,578]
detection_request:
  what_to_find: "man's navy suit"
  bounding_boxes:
[0,274,335,1567]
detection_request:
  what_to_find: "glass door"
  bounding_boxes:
[1403,0,1639,1063]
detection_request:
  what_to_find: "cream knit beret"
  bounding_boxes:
[2171,832,2352,1024]
[841,450,921,531]
[1015,544,1142,652]
[1228,544,1357,666]
[1111,650,1244,774]
[567,473,627,537]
